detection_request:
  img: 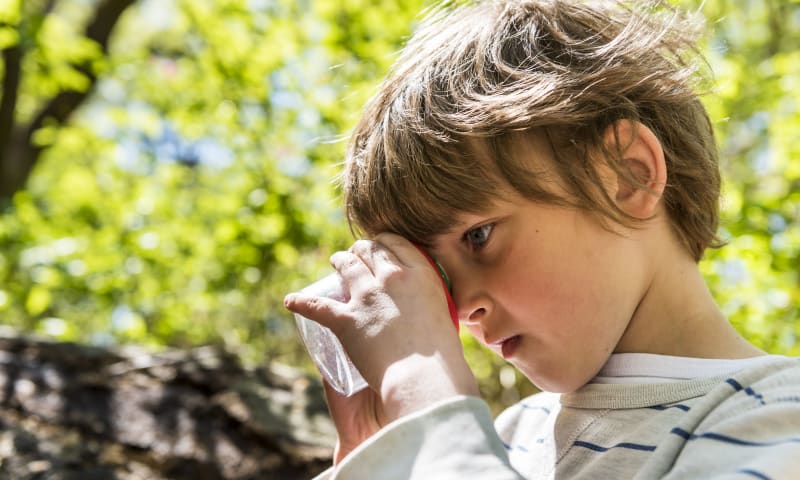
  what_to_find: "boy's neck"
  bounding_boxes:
[615,241,764,360]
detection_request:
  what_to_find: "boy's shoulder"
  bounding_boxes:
[714,355,800,403]
[699,355,800,420]
[656,357,800,478]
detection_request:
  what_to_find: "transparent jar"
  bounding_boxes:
[294,273,368,396]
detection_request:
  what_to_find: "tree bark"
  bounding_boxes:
[0,327,335,479]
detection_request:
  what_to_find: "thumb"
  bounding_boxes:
[322,380,382,465]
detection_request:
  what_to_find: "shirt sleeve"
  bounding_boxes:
[327,396,524,479]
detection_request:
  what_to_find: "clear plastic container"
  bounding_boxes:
[294,273,368,396]
[294,249,457,397]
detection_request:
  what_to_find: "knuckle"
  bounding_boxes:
[350,239,374,254]
[331,250,358,269]
[304,295,329,313]
[360,286,383,306]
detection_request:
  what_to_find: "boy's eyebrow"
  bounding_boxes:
[435,208,501,241]
[426,218,471,250]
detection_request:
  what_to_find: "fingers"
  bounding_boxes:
[285,234,430,332]
[284,239,397,331]
[347,236,404,270]
[372,232,428,267]
[329,249,370,297]
[333,235,410,290]
[283,292,348,332]
[349,233,429,275]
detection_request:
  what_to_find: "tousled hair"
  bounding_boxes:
[342,0,722,261]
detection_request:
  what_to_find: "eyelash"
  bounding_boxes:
[463,223,494,251]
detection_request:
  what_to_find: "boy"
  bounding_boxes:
[284,0,800,478]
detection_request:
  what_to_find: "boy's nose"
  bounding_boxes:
[453,283,490,325]
[459,306,488,326]
[440,260,491,325]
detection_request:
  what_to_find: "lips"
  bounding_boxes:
[488,335,521,359]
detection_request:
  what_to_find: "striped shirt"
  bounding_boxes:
[321,355,800,479]
[498,355,800,479]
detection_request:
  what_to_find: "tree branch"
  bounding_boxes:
[0,43,22,160]
[0,0,57,157]
[0,0,138,200]
[765,0,786,56]
[28,0,138,134]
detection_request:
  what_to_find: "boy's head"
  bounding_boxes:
[342,0,721,261]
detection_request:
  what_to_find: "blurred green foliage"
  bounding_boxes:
[0,0,798,414]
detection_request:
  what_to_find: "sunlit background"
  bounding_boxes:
[0,0,798,413]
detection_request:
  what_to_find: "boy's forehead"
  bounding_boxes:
[468,131,556,169]
[507,131,559,169]
[469,131,569,196]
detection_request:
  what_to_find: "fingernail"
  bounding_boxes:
[284,294,295,308]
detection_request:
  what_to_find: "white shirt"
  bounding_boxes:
[591,353,786,384]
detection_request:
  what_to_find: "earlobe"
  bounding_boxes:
[604,120,667,219]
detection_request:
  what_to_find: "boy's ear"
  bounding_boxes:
[603,120,667,219]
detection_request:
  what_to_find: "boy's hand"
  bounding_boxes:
[284,233,479,452]
[322,381,385,464]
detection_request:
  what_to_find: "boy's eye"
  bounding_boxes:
[464,223,494,250]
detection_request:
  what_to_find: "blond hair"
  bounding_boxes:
[342,0,721,261]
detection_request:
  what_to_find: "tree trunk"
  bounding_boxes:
[0,327,335,479]
[0,128,38,201]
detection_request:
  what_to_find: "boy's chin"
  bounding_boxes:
[515,360,595,394]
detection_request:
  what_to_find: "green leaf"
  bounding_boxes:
[25,286,51,316]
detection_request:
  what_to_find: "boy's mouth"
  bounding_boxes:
[489,335,521,359]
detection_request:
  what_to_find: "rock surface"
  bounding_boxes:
[0,327,334,479]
